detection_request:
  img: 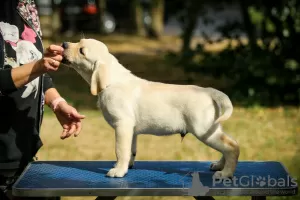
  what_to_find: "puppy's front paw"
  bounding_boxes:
[106,167,128,178]
[129,158,135,169]
[129,164,134,169]
[213,171,233,179]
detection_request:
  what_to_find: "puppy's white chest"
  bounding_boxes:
[97,88,135,127]
[97,93,115,127]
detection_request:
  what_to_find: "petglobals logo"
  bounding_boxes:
[213,175,298,188]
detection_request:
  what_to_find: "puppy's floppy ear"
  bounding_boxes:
[90,60,110,96]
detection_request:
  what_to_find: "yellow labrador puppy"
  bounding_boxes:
[62,38,240,179]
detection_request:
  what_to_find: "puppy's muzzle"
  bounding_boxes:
[61,42,71,64]
[62,42,68,49]
[61,56,71,65]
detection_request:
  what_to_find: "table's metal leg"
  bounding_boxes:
[194,196,215,200]
[251,196,266,200]
[95,196,117,200]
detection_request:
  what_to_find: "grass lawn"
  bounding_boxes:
[36,34,299,200]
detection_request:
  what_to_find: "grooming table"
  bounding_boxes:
[12,161,298,200]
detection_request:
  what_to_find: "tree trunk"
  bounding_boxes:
[130,0,146,36]
[51,0,61,41]
[97,0,106,33]
[149,0,164,39]
[181,0,199,55]
[239,0,256,50]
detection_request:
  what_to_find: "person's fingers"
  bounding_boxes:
[45,50,64,57]
[45,48,61,56]
[49,60,60,68]
[70,110,86,120]
[50,54,63,62]
[61,128,68,139]
[47,45,64,54]
[43,59,57,71]
[66,123,76,138]
[74,121,82,137]
[43,57,61,70]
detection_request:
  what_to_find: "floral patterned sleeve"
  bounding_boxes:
[0,34,17,95]
[0,0,44,97]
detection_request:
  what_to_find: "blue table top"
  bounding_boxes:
[12,161,298,197]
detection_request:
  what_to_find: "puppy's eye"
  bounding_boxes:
[79,48,85,55]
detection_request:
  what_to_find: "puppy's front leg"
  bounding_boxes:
[107,123,133,178]
[129,134,137,169]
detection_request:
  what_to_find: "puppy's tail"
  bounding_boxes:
[205,87,233,124]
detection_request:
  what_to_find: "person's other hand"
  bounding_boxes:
[54,101,86,139]
[35,44,64,73]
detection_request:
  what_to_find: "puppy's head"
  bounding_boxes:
[62,39,113,96]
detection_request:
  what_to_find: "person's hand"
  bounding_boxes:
[54,101,86,139]
[35,44,64,73]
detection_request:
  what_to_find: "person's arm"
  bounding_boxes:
[0,45,64,95]
[0,61,43,95]
[43,73,62,108]
[11,60,44,88]
[0,59,54,95]
[44,86,85,139]
[43,72,85,139]
[44,87,65,109]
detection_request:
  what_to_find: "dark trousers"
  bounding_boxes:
[0,169,60,200]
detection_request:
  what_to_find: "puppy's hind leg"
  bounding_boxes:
[210,156,225,171]
[194,125,240,178]
[107,122,134,178]
[129,133,137,169]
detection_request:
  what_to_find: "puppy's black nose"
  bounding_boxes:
[62,42,68,49]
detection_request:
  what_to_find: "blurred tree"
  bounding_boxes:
[130,0,147,36]
[168,0,300,105]
[178,0,201,55]
[238,0,300,104]
[97,0,106,33]
[148,0,165,39]
[51,0,61,41]
[239,0,256,49]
